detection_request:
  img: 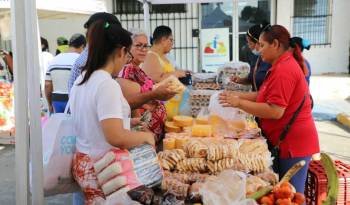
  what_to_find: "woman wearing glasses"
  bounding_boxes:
[219,25,319,195]
[233,23,271,91]
[118,28,176,144]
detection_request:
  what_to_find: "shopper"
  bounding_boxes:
[118,28,176,143]
[290,36,312,85]
[67,12,122,93]
[142,25,187,119]
[70,20,155,204]
[219,25,319,194]
[143,25,186,83]
[40,37,54,90]
[45,34,86,113]
[233,23,271,91]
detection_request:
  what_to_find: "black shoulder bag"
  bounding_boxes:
[269,94,306,173]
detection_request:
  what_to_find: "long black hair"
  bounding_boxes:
[79,20,132,85]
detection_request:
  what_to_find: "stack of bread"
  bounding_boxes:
[159,138,272,174]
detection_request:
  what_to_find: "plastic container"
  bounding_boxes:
[305,160,350,205]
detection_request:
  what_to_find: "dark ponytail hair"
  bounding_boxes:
[79,20,132,85]
[261,25,308,76]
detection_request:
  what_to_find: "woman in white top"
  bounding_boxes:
[69,20,155,204]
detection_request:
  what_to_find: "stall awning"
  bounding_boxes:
[1,0,106,14]
[138,0,231,4]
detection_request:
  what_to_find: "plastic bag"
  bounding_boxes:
[208,92,247,122]
[94,144,163,196]
[199,170,257,205]
[41,111,79,196]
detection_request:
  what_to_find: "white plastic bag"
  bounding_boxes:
[42,108,79,196]
[208,92,244,121]
[199,170,257,205]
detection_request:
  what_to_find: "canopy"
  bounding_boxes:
[138,0,231,4]
[2,0,106,14]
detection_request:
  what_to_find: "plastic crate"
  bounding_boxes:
[305,160,350,205]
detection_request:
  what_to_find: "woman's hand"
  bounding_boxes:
[219,91,241,108]
[153,82,177,101]
[174,70,187,78]
[144,132,156,147]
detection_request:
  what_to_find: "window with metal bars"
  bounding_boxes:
[292,0,332,45]
[113,0,186,14]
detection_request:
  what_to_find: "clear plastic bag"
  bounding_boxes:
[199,170,257,205]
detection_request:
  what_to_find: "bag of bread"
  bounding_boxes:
[93,144,163,196]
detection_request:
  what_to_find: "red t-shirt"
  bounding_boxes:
[256,51,319,158]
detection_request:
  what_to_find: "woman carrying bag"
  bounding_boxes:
[219,25,319,194]
[69,20,155,204]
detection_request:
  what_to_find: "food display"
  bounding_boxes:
[154,75,186,94]
[190,90,217,117]
[217,62,252,92]
[0,81,14,137]
[159,138,272,174]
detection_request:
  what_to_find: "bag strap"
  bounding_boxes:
[275,94,306,148]
[64,98,71,114]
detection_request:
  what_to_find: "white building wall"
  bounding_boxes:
[38,15,89,55]
[276,0,350,74]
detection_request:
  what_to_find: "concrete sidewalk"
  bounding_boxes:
[310,75,350,121]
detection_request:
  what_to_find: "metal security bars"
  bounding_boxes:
[292,0,332,46]
[112,0,200,72]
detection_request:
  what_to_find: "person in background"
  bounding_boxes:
[233,23,271,91]
[290,37,312,85]
[219,25,319,194]
[45,34,86,113]
[118,28,176,144]
[55,36,69,55]
[142,25,187,119]
[40,37,54,90]
[142,25,187,83]
[68,12,122,93]
[70,20,155,204]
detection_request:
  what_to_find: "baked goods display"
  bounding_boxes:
[159,138,272,174]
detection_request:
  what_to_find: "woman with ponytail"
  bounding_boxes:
[69,20,155,204]
[219,25,319,195]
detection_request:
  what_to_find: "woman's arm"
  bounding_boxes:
[225,91,258,101]
[117,78,176,109]
[101,118,155,149]
[142,54,164,83]
[219,92,285,119]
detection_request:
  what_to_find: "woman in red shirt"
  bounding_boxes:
[219,25,319,194]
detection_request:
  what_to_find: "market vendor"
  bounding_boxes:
[117,28,177,143]
[142,25,188,119]
[219,24,319,194]
[232,23,271,91]
[69,20,155,204]
[0,49,13,82]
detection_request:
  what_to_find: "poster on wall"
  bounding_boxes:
[200,28,230,72]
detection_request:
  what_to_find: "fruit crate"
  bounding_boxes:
[305,160,350,205]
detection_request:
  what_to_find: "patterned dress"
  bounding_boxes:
[120,63,167,143]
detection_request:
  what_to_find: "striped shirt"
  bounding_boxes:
[46,52,80,95]
[68,47,88,93]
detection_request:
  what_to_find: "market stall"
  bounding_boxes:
[0,0,107,145]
